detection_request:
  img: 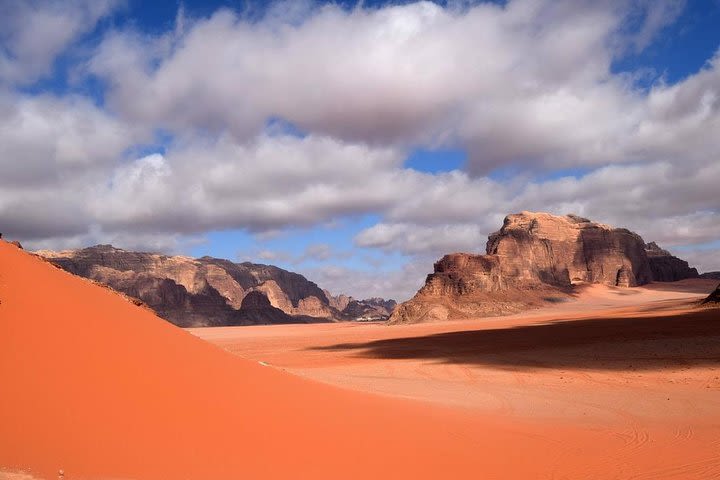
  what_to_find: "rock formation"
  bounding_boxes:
[702,284,720,305]
[391,212,700,323]
[37,244,395,327]
[700,272,720,280]
[324,290,352,312]
[645,242,699,281]
[323,291,397,320]
[342,297,397,320]
[36,245,333,327]
[231,291,296,325]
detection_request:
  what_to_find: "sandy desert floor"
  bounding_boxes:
[192,280,720,479]
[2,240,720,479]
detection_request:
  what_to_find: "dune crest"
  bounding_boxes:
[0,240,551,480]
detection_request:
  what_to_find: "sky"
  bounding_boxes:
[1,0,719,301]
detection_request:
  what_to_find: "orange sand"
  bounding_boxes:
[2,240,719,479]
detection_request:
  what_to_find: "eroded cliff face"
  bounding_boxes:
[37,245,337,327]
[391,212,698,324]
[645,242,699,282]
[230,291,297,325]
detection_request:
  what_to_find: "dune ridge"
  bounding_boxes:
[0,241,556,479]
[3,241,720,479]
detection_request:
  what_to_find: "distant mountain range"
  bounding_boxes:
[37,245,395,327]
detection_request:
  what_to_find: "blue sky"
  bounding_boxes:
[2,0,720,299]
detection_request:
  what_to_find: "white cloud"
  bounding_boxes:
[302,256,435,301]
[356,223,486,255]
[1,0,719,299]
[87,0,717,174]
[0,0,120,85]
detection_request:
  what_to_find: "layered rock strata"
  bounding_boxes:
[391,212,699,323]
[645,242,699,282]
[38,245,334,327]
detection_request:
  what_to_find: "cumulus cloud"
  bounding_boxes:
[354,160,720,259]
[87,0,716,173]
[356,223,486,255]
[302,256,435,301]
[90,133,405,233]
[1,0,719,298]
[0,0,120,85]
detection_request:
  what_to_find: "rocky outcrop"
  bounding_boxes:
[391,212,699,324]
[702,284,720,305]
[323,291,397,320]
[341,297,397,320]
[324,290,352,312]
[231,291,296,325]
[645,242,699,282]
[36,245,337,327]
[700,272,720,280]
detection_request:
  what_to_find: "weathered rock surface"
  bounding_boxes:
[342,297,398,320]
[702,284,720,304]
[231,291,296,325]
[323,291,397,320]
[37,245,337,327]
[391,212,700,324]
[645,242,699,282]
[324,290,352,312]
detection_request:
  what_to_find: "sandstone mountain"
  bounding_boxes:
[644,242,699,281]
[391,212,700,324]
[37,245,394,327]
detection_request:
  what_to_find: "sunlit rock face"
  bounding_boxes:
[391,212,698,324]
[37,245,335,327]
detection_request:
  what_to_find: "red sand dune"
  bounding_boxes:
[2,240,720,479]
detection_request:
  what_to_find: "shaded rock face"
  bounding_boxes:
[231,291,297,325]
[37,245,336,327]
[391,212,698,324]
[703,284,720,304]
[645,242,699,282]
[700,272,720,280]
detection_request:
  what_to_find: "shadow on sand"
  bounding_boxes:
[313,306,720,371]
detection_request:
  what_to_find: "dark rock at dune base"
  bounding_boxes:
[700,272,720,280]
[702,284,720,305]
